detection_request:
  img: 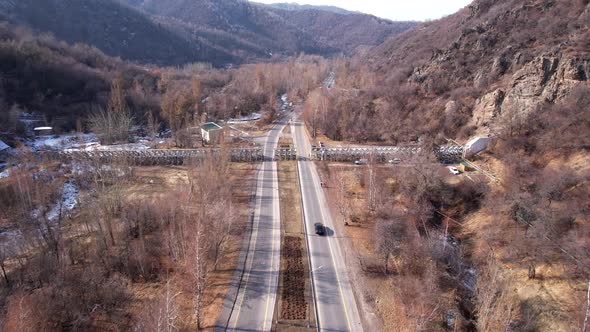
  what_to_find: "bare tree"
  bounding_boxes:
[89,75,133,144]
[135,280,181,332]
[334,170,353,225]
[146,111,161,141]
[183,154,234,328]
[191,78,202,120]
[375,218,407,274]
[161,90,193,147]
[180,180,209,330]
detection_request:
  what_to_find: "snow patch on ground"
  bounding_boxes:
[31,182,79,222]
[0,168,10,179]
[32,133,97,151]
[31,133,153,152]
[65,141,151,152]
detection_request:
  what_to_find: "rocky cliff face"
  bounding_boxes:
[370,0,590,139]
[471,55,589,131]
[502,56,590,113]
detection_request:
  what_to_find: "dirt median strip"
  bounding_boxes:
[274,157,316,331]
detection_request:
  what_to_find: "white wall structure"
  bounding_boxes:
[464,136,492,158]
[200,122,223,144]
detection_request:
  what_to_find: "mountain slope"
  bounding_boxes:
[129,0,332,58]
[365,0,589,138]
[126,0,418,59]
[0,0,417,66]
[268,8,416,54]
[0,0,237,66]
[0,21,162,134]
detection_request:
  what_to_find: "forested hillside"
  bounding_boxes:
[0,22,151,134]
[124,0,418,61]
[0,0,236,66]
[0,0,416,66]
[266,7,416,54]
[0,20,329,141]
[316,0,589,144]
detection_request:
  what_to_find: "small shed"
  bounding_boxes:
[200,122,223,145]
[34,126,54,136]
[463,136,491,159]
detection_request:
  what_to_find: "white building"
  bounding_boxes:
[463,136,492,158]
[200,122,224,145]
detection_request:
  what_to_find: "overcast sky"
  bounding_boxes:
[253,0,474,21]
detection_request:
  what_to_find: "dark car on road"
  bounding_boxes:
[314,222,326,236]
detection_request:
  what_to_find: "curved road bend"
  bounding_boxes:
[218,119,286,332]
[292,115,364,332]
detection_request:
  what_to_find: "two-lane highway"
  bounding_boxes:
[292,115,364,332]
[218,120,286,332]
[217,112,363,332]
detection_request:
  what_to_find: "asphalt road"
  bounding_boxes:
[218,120,285,332]
[292,115,364,332]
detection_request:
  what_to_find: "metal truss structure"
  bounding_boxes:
[310,146,423,162]
[48,148,264,165]
[274,147,298,161]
